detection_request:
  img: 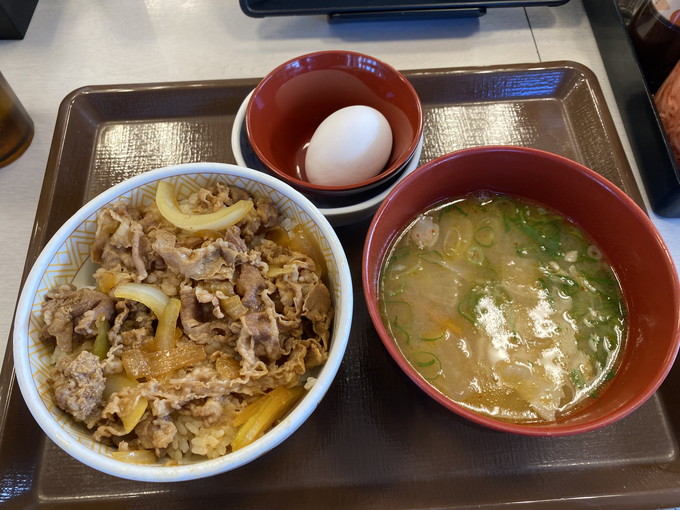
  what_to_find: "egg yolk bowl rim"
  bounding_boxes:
[231,88,425,222]
[245,49,424,194]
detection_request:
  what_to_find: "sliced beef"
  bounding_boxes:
[138,203,166,230]
[108,299,155,350]
[194,182,247,212]
[235,263,271,310]
[93,422,127,442]
[139,365,237,416]
[238,197,279,242]
[222,226,248,252]
[240,309,280,360]
[189,397,227,426]
[178,283,231,343]
[135,415,177,451]
[303,338,328,368]
[151,228,246,280]
[42,284,115,353]
[234,263,283,361]
[235,332,268,380]
[90,205,153,280]
[254,198,279,229]
[302,282,331,324]
[52,351,105,427]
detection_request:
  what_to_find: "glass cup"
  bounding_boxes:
[0,71,33,167]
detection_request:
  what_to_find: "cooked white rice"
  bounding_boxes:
[167,413,237,462]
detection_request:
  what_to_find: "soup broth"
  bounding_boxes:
[379,192,626,423]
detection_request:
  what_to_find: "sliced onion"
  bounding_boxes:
[230,386,305,451]
[113,282,170,318]
[288,224,326,278]
[122,344,207,379]
[219,294,248,320]
[111,449,156,464]
[150,298,181,351]
[102,373,148,434]
[103,373,139,400]
[155,181,253,232]
[121,397,149,434]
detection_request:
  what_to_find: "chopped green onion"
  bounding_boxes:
[387,280,406,297]
[389,245,412,263]
[516,223,561,257]
[474,226,495,247]
[458,288,482,325]
[392,321,411,345]
[410,352,442,380]
[447,204,468,216]
[570,368,586,389]
[438,203,468,220]
[419,250,444,265]
[384,300,414,327]
[419,330,446,342]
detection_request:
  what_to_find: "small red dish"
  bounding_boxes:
[246,50,423,202]
[363,145,680,436]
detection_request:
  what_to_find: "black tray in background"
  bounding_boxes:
[239,0,570,19]
[584,0,680,217]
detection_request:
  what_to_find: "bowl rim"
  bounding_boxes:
[362,145,680,437]
[13,162,354,481]
[245,49,424,193]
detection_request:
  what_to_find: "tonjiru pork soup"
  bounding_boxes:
[379,192,626,423]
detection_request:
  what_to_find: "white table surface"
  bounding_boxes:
[5,0,643,363]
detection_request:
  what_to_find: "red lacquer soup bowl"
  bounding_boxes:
[363,145,680,436]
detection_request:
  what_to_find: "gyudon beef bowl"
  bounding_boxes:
[363,146,680,436]
[13,163,352,481]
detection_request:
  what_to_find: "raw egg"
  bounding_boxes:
[304,105,393,187]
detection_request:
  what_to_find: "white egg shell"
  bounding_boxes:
[304,105,393,187]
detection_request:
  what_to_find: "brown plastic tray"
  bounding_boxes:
[2,62,677,509]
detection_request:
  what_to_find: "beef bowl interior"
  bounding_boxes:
[363,146,680,436]
[13,163,353,482]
